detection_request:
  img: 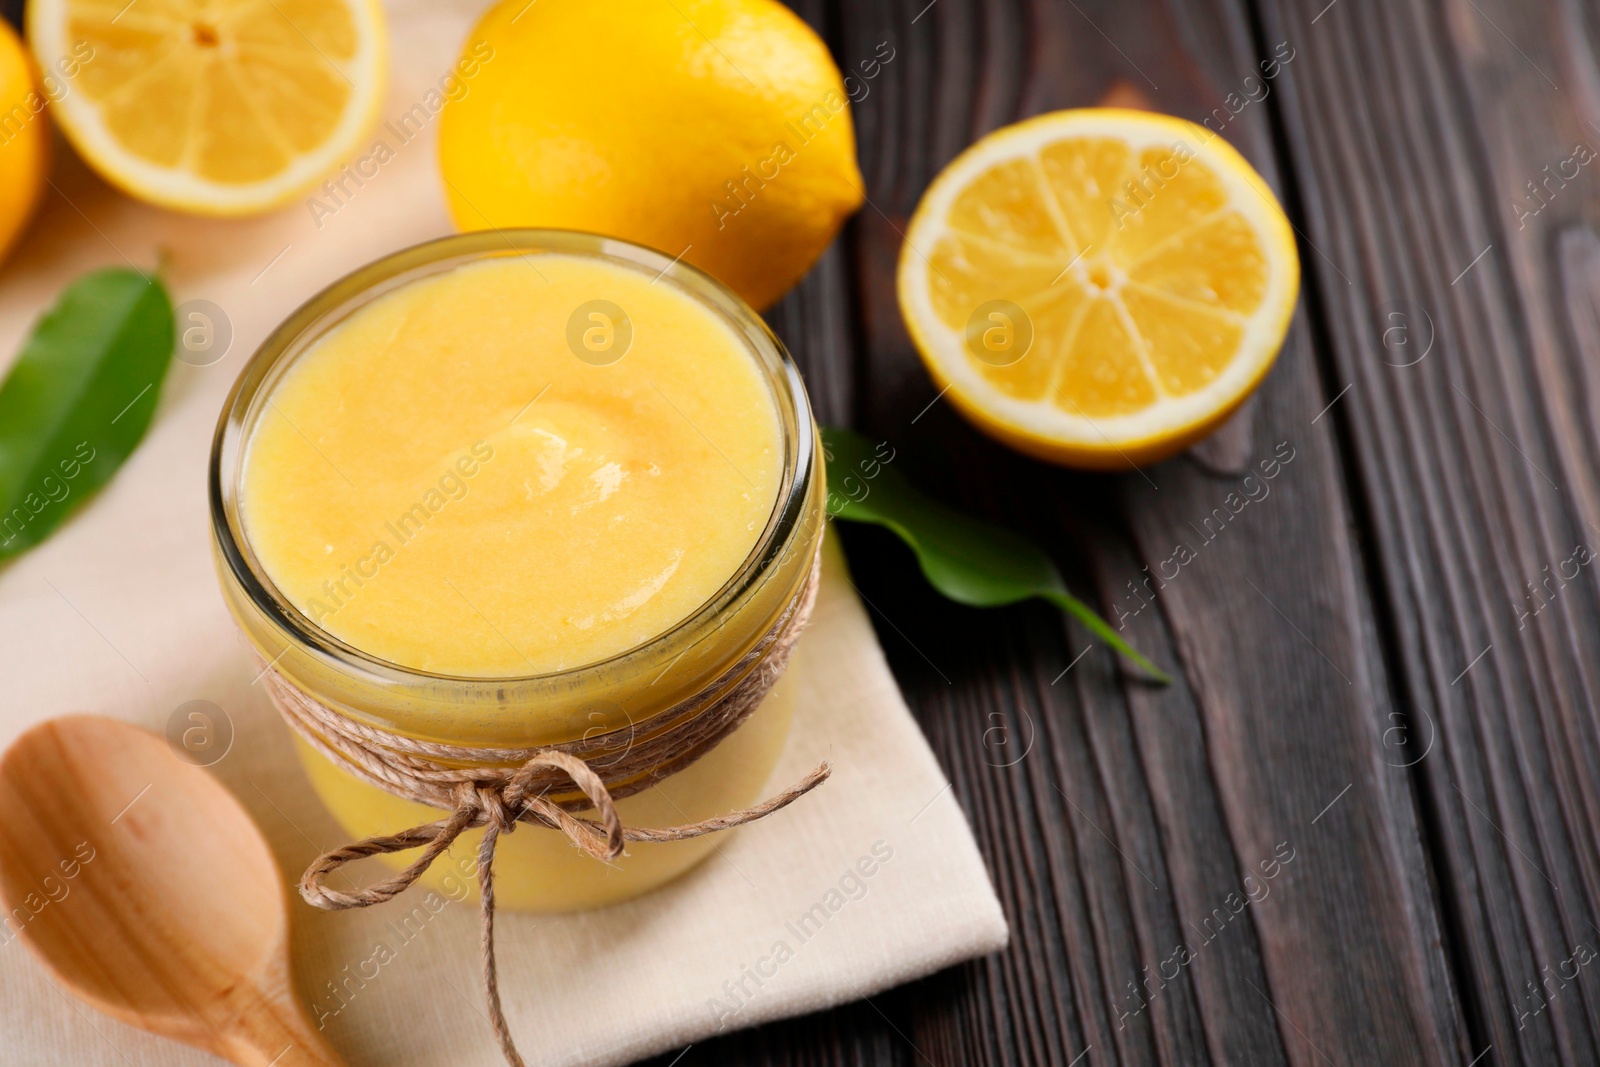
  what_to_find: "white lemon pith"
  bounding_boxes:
[898,109,1300,469]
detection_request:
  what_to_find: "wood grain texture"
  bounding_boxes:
[1255,0,1600,1062]
[837,0,1463,1062]
[0,718,343,1067]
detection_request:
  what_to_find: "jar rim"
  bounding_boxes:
[209,229,818,699]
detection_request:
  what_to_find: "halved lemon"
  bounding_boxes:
[29,0,386,215]
[898,109,1299,469]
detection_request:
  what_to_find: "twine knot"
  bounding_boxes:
[265,548,826,1067]
[465,782,517,836]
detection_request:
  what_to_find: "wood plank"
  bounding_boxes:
[830,0,1465,1063]
[1254,0,1600,1061]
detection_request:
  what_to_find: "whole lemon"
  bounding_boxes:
[0,19,47,262]
[438,0,863,310]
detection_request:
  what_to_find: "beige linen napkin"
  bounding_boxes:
[0,1,1007,1064]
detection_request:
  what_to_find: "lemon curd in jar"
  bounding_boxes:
[213,232,823,911]
[241,255,782,675]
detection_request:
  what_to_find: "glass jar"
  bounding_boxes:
[210,230,824,912]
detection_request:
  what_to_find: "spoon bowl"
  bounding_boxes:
[0,716,342,1066]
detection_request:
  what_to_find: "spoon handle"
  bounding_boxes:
[223,993,347,1067]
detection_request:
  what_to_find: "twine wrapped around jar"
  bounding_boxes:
[259,547,828,1067]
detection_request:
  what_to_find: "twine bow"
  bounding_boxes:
[264,549,827,1066]
[298,750,829,1067]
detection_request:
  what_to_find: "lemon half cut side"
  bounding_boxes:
[898,108,1300,469]
[29,0,387,216]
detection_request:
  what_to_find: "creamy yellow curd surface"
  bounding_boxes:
[241,253,783,677]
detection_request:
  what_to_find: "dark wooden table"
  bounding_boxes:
[640,0,1600,1064]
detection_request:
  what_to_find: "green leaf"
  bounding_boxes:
[822,425,1169,684]
[0,269,175,561]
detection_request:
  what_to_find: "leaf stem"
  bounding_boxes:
[1043,590,1171,684]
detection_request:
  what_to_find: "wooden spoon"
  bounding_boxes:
[0,715,343,1066]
